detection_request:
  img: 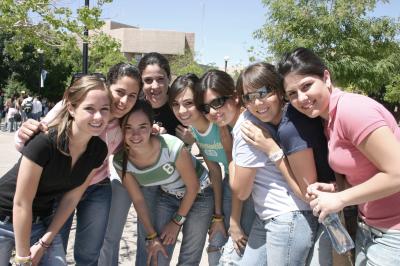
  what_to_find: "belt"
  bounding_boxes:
[0,214,47,224]
[357,218,383,237]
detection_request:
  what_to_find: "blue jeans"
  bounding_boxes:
[209,177,256,266]
[155,187,214,266]
[98,178,132,266]
[135,185,161,266]
[306,222,333,266]
[239,211,317,266]
[0,216,66,266]
[355,220,400,266]
[60,179,111,266]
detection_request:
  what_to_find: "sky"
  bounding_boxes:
[68,0,399,68]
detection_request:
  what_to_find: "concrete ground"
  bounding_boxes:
[0,130,208,265]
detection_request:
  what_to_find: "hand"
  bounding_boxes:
[146,238,168,266]
[30,242,46,266]
[306,182,336,201]
[240,120,279,155]
[18,119,48,141]
[152,123,167,135]
[228,224,248,255]
[160,221,181,246]
[309,189,345,222]
[175,125,195,145]
[208,220,227,241]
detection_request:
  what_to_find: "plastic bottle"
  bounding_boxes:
[322,212,355,254]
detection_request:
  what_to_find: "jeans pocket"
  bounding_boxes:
[270,211,295,225]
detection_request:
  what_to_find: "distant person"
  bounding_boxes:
[278,47,400,266]
[21,94,33,121]
[32,95,43,121]
[0,75,110,266]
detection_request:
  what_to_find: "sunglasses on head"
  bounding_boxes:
[70,72,106,86]
[201,95,232,114]
[242,86,273,104]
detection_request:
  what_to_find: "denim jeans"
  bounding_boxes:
[306,222,333,266]
[355,220,400,266]
[98,178,132,266]
[0,216,66,266]
[209,177,256,266]
[59,179,111,266]
[239,210,317,266]
[155,186,214,266]
[127,185,159,266]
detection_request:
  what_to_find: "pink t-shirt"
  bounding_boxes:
[326,88,400,229]
[15,101,123,185]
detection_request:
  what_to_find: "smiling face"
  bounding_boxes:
[171,88,202,127]
[142,64,169,108]
[110,76,140,118]
[124,109,153,149]
[283,70,332,120]
[203,89,239,127]
[242,86,283,125]
[69,88,111,137]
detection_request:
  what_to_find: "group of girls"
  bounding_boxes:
[1,47,399,266]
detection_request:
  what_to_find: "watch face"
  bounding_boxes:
[173,214,186,224]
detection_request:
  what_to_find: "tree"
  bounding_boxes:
[253,0,400,105]
[168,50,213,78]
[0,0,112,58]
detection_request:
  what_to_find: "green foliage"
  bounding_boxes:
[89,33,129,75]
[0,0,112,57]
[168,51,213,78]
[254,0,400,103]
[4,74,27,97]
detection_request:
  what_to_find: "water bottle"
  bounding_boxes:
[322,212,355,254]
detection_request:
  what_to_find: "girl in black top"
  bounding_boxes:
[0,75,111,266]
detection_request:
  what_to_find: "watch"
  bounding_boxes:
[269,149,285,162]
[172,213,187,226]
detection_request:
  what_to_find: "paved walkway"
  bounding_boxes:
[0,130,208,265]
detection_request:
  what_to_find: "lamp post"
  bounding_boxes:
[82,0,89,74]
[224,56,230,72]
[37,48,44,94]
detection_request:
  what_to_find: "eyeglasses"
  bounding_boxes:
[70,72,106,86]
[242,86,273,104]
[200,96,232,114]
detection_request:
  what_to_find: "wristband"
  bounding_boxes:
[145,232,158,241]
[212,214,224,223]
[172,213,186,226]
[14,254,32,266]
[269,149,284,162]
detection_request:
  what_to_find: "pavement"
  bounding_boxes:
[0,129,208,265]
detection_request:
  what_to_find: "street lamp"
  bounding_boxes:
[37,48,44,94]
[224,56,230,72]
[82,0,90,74]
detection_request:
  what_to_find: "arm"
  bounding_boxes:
[30,169,96,264]
[240,121,304,200]
[121,171,168,262]
[13,157,43,258]
[160,148,200,245]
[14,101,63,151]
[219,125,233,163]
[204,158,226,239]
[175,125,195,145]
[310,126,400,221]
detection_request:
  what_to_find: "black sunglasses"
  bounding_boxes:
[242,86,273,104]
[70,72,106,86]
[201,96,232,114]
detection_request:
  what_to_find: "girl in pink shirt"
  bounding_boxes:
[278,47,400,266]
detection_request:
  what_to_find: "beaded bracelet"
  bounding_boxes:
[34,238,51,249]
[14,254,32,266]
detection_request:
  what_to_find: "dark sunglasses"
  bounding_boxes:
[242,86,273,104]
[70,72,106,86]
[201,96,232,114]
